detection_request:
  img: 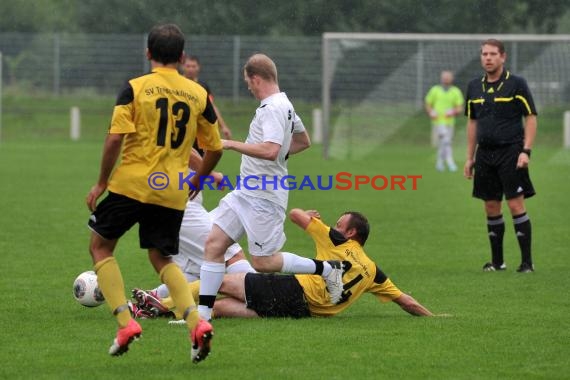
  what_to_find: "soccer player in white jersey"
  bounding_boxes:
[197,53,345,322]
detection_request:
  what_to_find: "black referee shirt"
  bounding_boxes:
[465,70,537,147]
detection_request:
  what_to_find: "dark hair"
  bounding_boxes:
[147,24,185,64]
[343,211,370,246]
[184,55,200,64]
[481,38,505,54]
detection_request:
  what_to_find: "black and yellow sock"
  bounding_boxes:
[487,215,505,267]
[160,263,199,329]
[513,212,532,265]
[94,257,131,328]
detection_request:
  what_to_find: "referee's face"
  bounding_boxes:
[480,44,506,76]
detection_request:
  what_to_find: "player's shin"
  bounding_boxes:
[198,261,225,321]
[94,257,131,327]
[160,263,199,328]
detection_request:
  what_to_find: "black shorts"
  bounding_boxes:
[88,192,184,256]
[244,273,311,319]
[473,144,536,201]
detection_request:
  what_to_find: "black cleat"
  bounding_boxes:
[516,262,534,273]
[482,262,506,272]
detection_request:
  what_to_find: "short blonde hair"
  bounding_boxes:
[244,53,278,83]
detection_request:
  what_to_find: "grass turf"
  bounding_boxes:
[0,94,569,379]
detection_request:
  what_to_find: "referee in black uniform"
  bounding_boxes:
[464,39,537,273]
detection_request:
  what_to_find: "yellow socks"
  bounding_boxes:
[94,257,131,328]
[160,263,199,329]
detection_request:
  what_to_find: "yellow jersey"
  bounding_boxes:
[295,218,402,317]
[107,67,222,210]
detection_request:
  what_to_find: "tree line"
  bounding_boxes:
[1,0,569,35]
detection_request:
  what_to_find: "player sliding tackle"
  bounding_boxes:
[134,208,439,319]
[196,54,346,329]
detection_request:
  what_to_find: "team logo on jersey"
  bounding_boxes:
[487,87,495,93]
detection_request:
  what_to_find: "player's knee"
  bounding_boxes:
[484,201,501,216]
[251,256,278,273]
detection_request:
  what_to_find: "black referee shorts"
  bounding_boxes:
[473,144,536,201]
[244,273,311,318]
[88,191,184,256]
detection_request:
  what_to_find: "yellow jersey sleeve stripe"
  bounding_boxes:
[467,99,484,118]
[515,95,533,114]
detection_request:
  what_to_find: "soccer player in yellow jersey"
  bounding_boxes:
[85,24,222,362]
[425,71,464,172]
[150,208,434,319]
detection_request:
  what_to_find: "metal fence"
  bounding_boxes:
[0,33,322,102]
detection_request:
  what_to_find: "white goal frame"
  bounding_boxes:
[322,33,570,158]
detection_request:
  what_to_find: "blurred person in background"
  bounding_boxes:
[425,70,464,172]
[181,55,233,140]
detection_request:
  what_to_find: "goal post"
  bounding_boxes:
[322,33,570,159]
[0,51,2,144]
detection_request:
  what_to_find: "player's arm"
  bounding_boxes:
[289,208,321,230]
[223,140,281,161]
[517,114,537,169]
[86,133,124,211]
[464,118,477,179]
[189,147,224,187]
[191,97,224,199]
[425,103,437,119]
[392,293,434,316]
[288,130,311,155]
[424,88,437,118]
[212,102,232,140]
[87,82,134,211]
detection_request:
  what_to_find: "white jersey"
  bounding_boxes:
[238,92,305,209]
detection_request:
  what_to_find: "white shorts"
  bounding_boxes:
[435,125,454,144]
[214,191,286,257]
[174,199,242,280]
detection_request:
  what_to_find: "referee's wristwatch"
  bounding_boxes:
[521,148,532,157]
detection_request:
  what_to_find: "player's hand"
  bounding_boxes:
[211,171,226,190]
[221,139,232,150]
[86,183,107,212]
[306,210,321,219]
[445,109,456,117]
[517,152,530,169]
[221,125,232,140]
[188,174,201,200]
[463,159,475,179]
[429,110,438,119]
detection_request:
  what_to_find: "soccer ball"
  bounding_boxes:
[73,270,105,307]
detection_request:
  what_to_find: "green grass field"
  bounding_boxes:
[1,94,569,379]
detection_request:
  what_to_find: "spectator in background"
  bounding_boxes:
[425,70,464,172]
[182,55,233,140]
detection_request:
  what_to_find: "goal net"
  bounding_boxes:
[322,33,570,159]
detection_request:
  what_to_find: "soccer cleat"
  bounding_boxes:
[190,319,214,364]
[482,262,507,272]
[128,300,156,319]
[516,262,534,273]
[132,288,170,317]
[324,260,344,304]
[108,319,142,356]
